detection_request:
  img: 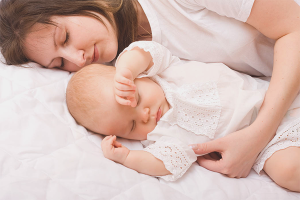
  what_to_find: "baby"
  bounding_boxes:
[66,41,300,190]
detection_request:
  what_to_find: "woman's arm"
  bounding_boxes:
[245,0,300,165]
[191,0,300,178]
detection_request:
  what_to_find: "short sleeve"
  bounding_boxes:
[115,41,180,77]
[175,0,255,22]
[143,136,197,181]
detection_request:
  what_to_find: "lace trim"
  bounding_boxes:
[144,141,194,181]
[253,118,300,173]
[116,41,163,74]
[152,76,221,139]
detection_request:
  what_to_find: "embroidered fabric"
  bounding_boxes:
[152,76,221,139]
[253,118,300,173]
[144,140,194,181]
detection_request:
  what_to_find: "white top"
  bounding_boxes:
[137,0,299,76]
[117,41,269,181]
[118,41,300,181]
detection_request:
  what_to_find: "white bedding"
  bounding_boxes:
[0,61,299,200]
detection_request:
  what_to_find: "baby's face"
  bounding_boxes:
[88,77,170,140]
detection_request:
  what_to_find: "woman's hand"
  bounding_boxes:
[190,125,263,178]
[114,67,137,107]
[101,135,130,164]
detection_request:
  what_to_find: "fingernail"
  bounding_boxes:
[189,144,198,150]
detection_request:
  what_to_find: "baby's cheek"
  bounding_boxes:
[141,125,155,139]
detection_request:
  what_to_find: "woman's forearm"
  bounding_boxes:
[123,150,171,176]
[246,0,300,149]
[251,31,300,150]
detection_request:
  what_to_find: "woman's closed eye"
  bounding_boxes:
[58,31,70,69]
[64,31,70,44]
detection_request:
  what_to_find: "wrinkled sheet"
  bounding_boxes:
[0,61,299,200]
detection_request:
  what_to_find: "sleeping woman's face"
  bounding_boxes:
[24,14,118,72]
[87,77,170,140]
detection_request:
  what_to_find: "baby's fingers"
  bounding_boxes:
[114,80,136,91]
[115,95,132,106]
[114,73,134,86]
[102,135,113,143]
[114,88,136,98]
[113,140,123,148]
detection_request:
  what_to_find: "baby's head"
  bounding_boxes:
[66,64,170,140]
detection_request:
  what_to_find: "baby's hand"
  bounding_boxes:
[114,68,137,107]
[101,135,130,164]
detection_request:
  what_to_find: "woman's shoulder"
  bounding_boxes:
[143,0,254,22]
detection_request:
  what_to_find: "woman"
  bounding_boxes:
[0,0,300,191]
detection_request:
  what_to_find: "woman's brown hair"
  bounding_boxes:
[0,0,138,65]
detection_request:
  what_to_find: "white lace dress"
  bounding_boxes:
[117,41,300,181]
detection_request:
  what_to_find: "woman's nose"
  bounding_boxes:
[141,108,150,123]
[62,47,86,68]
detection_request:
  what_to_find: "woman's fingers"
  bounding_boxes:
[197,156,225,173]
[189,139,222,156]
[202,152,222,160]
[191,139,233,175]
[192,127,258,178]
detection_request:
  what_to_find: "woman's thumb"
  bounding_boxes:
[189,140,219,155]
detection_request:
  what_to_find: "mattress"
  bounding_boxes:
[0,61,299,200]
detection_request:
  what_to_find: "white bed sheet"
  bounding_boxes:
[0,61,299,200]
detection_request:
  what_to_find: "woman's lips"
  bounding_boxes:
[156,107,162,123]
[93,44,99,63]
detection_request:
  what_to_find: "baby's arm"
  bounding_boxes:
[101,135,171,176]
[116,46,154,81]
[114,46,153,107]
[114,41,179,107]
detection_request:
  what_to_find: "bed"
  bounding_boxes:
[0,59,299,200]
